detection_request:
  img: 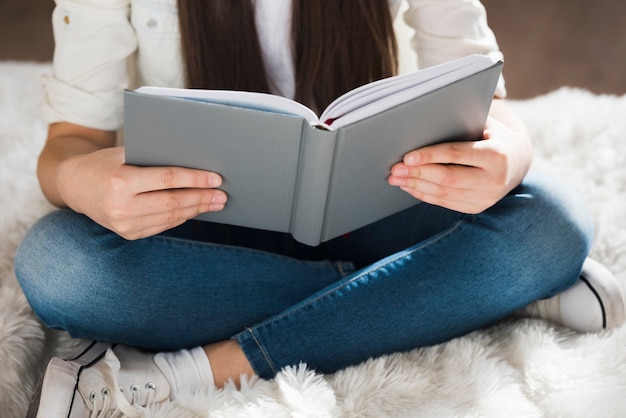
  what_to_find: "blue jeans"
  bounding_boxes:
[15,171,593,379]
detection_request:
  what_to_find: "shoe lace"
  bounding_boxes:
[88,382,158,418]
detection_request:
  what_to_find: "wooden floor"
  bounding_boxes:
[2,0,626,99]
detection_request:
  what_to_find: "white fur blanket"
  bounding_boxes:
[1,62,625,418]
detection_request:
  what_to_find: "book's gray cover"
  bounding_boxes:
[124,61,502,246]
[318,63,501,242]
[124,93,308,233]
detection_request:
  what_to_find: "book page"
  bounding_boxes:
[134,55,499,132]
[134,86,319,125]
[320,54,499,129]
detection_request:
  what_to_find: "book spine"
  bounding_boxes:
[290,126,338,246]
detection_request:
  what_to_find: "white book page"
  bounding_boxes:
[135,55,497,131]
[320,54,498,129]
[134,86,319,125]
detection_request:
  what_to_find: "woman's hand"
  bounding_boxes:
[58,147,226,240]
[39,123,227,240]
[388,99,532,214]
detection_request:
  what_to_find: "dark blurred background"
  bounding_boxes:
[2,0,626,99]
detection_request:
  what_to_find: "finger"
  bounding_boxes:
[399,175,473,205]
[398,178,491,214]
[137,198,227,233]
[123,165,223,193]
[128,209,208,240]
[390,162,488,194]
[404,140,487,167]
[390,163,499,212]
[114,217,189,241]
[407,163,488,192]
[133,188,227,218]
[110,193,226,240]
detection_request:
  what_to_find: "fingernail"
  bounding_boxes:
[212,192,226,203]
[405,155,417,165]
[394,166,408,177]
[209,174,222,187]
[388,176,401,186]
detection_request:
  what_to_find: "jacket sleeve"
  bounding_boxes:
[403,0,507,97]
[42,0,137,131]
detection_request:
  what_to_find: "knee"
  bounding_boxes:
[519,171,594,254]
[14,210,105,327]
[501,171,595,293]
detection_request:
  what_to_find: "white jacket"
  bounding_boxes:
[43,0,505,131]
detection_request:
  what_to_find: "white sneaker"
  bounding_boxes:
[525,258,626,332]
[28,341,173,418]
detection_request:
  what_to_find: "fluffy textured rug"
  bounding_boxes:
[1,61,626,418]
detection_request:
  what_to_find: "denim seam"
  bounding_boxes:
[245,218,468,331]
[245,327,278,375]
[335,261,355,277]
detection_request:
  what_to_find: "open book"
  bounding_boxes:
[124,54,503,245]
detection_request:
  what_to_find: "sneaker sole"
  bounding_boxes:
[581,258,626,330]
[27,340,112,418]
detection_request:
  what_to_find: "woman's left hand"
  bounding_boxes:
[388,100,532,214]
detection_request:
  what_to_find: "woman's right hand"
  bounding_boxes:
[39,123,227,240]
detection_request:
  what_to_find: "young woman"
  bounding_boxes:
[16,0,625,416]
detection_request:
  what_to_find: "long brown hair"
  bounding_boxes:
[178,0,398,113]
